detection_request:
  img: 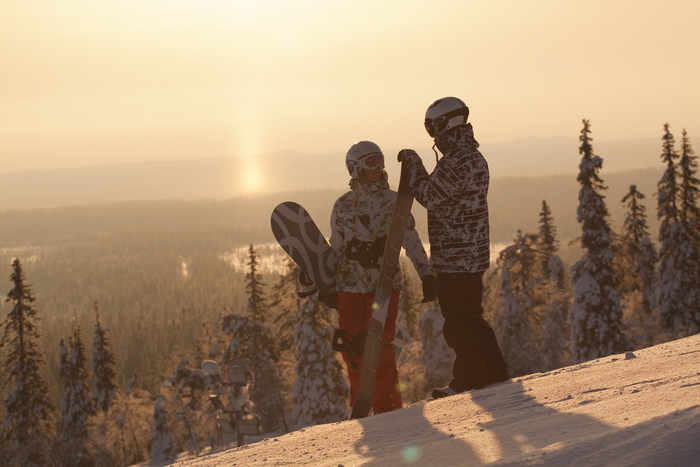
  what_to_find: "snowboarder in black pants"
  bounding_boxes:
[398,97,509,398]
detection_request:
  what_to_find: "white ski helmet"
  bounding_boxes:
[424,97,469,138]
[345,141,385,179]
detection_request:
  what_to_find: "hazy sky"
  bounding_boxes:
[2,0,699,187]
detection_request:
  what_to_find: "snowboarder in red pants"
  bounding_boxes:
[326,141,436,413]
[399,97,509,398]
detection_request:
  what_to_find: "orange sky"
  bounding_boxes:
[2,0,699,187]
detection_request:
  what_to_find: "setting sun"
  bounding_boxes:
[239,158,265,194]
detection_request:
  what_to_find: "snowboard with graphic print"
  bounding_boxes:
[350,159,414,419]
[271,202,338,296]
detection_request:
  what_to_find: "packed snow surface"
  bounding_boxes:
[160,334,699,466]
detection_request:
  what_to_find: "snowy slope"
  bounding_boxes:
[161,334,700,466]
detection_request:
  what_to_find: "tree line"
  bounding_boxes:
[1,122,697,465]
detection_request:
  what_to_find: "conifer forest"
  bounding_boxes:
[1,122,698,466]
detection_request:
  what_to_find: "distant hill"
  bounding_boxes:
[485,137,662,178]
[1,170,664,250]
[0,137,663,211]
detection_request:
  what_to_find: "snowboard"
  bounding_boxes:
[270,201,406,362]
[350,160,414,420]
[270,201,338,296]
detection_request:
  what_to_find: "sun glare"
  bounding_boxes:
[239,158,265,195]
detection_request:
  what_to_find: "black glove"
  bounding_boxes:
[420,274,437,303]
[319,290,338,309]
[397,149,419,162]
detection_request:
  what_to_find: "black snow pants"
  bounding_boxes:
[437,271,509,392]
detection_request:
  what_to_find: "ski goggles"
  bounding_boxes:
[424,108,468,137]
[424,116,448,137]
[359,153,385,170]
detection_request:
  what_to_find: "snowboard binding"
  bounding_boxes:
[332,329,367,369]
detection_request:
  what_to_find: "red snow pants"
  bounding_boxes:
[337,289,402,414]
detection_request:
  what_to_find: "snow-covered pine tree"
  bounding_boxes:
[89,373,152,467]
[569,120,626,363]
[620,185,658,348]
[1,259,56,467]
[418,303,454,395]
[494,232,545,376]
[122,373,154,462]
[56,326,95,467]
[395,274,435,404]
[150,392,176,463]
[536,202,571,370]
[655,124,699,338]
[269,259,300,360]
[195,316,224,365]
[656,123,682,339]
[619,186,652,294]
[538,200,558,275]
[151,359,221,459]
[221,244,285,433]
[637,236,658,328]
[395,338,426,404]
[91,301,118,413]
[269,259,306,430]
[398,260,422,341]
[539,261,572,370]
[245,243,269,324]
[676,129,700,334]
[678,130,700,230]
[292,295,348,428]
[222,311,283,433]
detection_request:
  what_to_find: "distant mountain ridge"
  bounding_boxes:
[0,137,662,210]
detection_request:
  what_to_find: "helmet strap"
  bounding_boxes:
[432,143,439,163]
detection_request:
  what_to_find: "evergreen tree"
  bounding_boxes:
[418,304,454,394]
[637,236,659,328]
[292,296,348,428]
[269,259,301,357]
[222,310,283,433]
[677,129,700,330]
[91,302,119,413]
[538,200,559,277]
[398,302,455,404]
[269,259,305,428]
[679,129,700,230]
[150,392,176,463]
[245,244,269,323]
[535,205,571,370]
[398,262,422,341]
[150,359,221,459]
[620,185,657,347]
[569,120,626,363]
[195,317,224,365]
[1,259,56,467]
[57,326,95,467]
[621,186,652,282]
[222,244,284,433]
[656,123,681,338]
[538,262,572,370]
[622,186,651,252]
[656,125,699,338]
[494,232,545,376]
[396,338,426,405]
[89,373,152,467]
